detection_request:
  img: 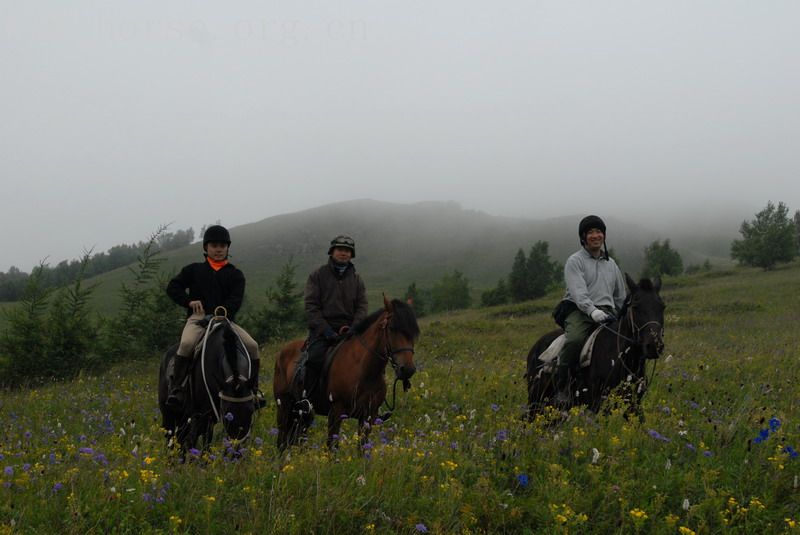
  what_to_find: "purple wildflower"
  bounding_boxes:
[785,446,799,458]
[759,429,770,441]
[22,464,31,472]
[516,473,529,487]
[496,429,508,441]
[224,412,234,422]
[268,428,279,436]
[769,417,781,432]
[686,443,697,452]
[340,413,349,420]
[647,429,671,442]
[79,447,94,455]
[189,448,201,457]
[703,450,713,457]
[374,417,384,425]
[52,482,63,492]
[3,466,13,477]
[415,523,429,533]
[24,431,32,439]
[254,437,264,446]
[491,403,500,412]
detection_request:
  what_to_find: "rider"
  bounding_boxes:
[295,235,368,412]
[165,225,261,410]
[553,215,626,406]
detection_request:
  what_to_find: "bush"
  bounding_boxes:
[731,201,796,270]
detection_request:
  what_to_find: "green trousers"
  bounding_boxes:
[556,307,614,369]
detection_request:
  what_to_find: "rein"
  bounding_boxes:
[598,305,664,391]
[356,315,415,415]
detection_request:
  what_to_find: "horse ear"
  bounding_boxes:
[653,276,662,293]
[625,272,638,293]
[383,293,393,312]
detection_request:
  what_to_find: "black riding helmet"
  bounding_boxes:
[578,215,606,245]
[203,225,231,247]
[328,235,356,258]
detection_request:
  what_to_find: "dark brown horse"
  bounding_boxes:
[526,274,665,417]
[273,297,420,450]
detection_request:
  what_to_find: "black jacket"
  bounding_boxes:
[166,260,246,321]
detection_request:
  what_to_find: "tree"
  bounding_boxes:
[481,278,510,307]
[508,249,531,303]
[242,259,304,343]
[731,201,796,270]
[526,241,561,299]
[641,239,684,278]
[508,242,560,303]
[430,270,471,312]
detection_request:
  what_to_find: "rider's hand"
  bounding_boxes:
[338,325,350,335]
[590,309,610,323]
[323,327,338,341]
[189,300,205,315]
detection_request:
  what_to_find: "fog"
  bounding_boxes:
[2,1,799,272]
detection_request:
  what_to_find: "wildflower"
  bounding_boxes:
[356,474,366,486]
[79,447,94,455]
[52,482,63,492]
[189,448,201,457]
[647,429,670,442]
[769,417,781,432]
[491,403,500,412]
[365,524,375,532]
[682,498,690,511]
[3,467,12,477]
[703,450,713,457]
[664,513,679,526]
[678,527,696,535]
[374,417,384,425]
[224,412,234,422]
[629,508,648,520]
[496,429,508,441]
[204,495,216,503]
[516,473,529,487]
[415,523,428,533]
[785,446,799,458]
[786,518,797,529]
[591,448,601,464]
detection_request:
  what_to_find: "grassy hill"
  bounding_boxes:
[69,199,733,316]
[1,261,798,533]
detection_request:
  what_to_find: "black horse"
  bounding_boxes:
[526,274,665,417]
[158,316,258,454]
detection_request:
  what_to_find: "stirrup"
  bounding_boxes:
[293,398,313,416]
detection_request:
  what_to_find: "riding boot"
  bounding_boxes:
[294,363,319,416]
[166,356,192,410]
[553,364,572,409]
[250,359,266,409]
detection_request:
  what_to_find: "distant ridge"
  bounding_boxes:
[79,199,735,314]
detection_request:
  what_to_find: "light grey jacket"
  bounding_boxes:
[562,247,626,316]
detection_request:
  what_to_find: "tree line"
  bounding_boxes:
[0,228,195,302]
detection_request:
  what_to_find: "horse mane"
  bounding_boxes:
[352,299,420,341]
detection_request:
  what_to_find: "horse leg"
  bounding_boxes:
[327,403,346,450]
[526,369,556,418]
[275,395,294,451]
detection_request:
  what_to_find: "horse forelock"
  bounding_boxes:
[352,299,420,340]
[638,278,655,292]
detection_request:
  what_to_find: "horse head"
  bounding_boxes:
[382,295,420,382]
[624,273,665,360]
[217,321,255,441]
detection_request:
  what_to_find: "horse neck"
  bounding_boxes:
[358,317,389,378]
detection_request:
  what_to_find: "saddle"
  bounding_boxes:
[535,326,604,377]
[291,337,348,398]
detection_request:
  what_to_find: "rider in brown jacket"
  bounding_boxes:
[295,235,368,413]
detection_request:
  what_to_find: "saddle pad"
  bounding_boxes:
[537,327,603,374]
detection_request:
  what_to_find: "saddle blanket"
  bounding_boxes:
[537,326,603,375]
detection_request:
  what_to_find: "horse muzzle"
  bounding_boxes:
[395,364,416,381]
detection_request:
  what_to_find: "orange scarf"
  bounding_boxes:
[207,257,229,271]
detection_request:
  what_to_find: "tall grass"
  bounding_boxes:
[2,264,800,533]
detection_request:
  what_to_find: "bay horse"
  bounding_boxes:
[273,296,419,450]
[526,274,665,417]
[158,314,258,455]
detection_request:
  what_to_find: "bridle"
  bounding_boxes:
[357,313,416,416]
[599,299,665,386]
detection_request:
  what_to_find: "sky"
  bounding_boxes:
[2,1,799,272]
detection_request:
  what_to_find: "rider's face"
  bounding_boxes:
[584,228,605,255]
[205,242,229,261]
[331,247,353,264]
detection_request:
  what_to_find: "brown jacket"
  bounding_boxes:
[304,259,368,336]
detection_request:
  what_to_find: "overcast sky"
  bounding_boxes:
[2,1,799,272]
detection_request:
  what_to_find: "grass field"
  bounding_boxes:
[1,262,800,533]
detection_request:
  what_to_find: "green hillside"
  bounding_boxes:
[70,199,733,316]
[2,260,798,533]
